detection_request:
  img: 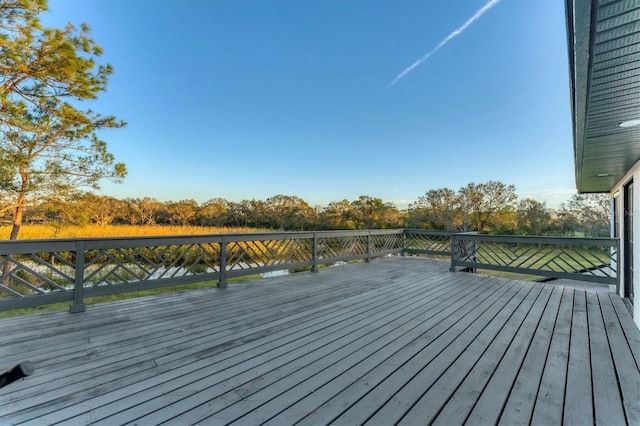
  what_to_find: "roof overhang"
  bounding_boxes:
[566,0,640,193]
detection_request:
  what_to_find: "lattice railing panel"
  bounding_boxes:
[83,243,221,287]
[454,237,618,283]
[226,238,313,271]
[318,236,367,259]
[405,232,451,255]
[370,233,403,253]
[0,251,75,298]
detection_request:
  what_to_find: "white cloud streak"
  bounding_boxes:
[388,0,503,87]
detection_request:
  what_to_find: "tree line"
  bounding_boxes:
[1,180,611,237]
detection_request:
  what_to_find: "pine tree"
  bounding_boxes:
[0,0,126,240]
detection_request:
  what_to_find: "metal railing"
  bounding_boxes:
[0,229,620,313]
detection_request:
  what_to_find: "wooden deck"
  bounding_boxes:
[0,257,638,425]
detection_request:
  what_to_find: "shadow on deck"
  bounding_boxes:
[0,257,638,425]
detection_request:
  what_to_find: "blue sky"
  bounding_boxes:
[44,0,574,209]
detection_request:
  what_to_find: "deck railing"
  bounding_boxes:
[449,233,619,289]
[0,230,404,313]
[0,229,619,313]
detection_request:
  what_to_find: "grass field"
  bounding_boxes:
[0,224,268,240]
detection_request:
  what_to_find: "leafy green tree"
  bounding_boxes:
[123,197,163,225]
[226,199,268,228]
[350,195,400,229]
[458,181,517,231]
[516,198,551,235]
[319,200,357,230]
[0,0,126,240]
[77,192,123,226]
[196,198,231,227]
[408,188,458,230]
[548,208,580,236]
[264,194,316,230]
[32,192,89,237]
[560,193,610,237]
[166,199,198,226]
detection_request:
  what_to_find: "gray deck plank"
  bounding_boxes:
[228,277,515,426]
[282,279,529,426]
[586,291,626,425]
[327,277,520,426]
[530,288,574,425]
[562,290,594,425]
[138,273,485,425]
[498,285,563,426]
[18,261,456,425]
[598,293,640,424]
[369,281,539,426]
[10,270,437,423]
[427,284,548,425]
[2,289,382,414]
[0,266,390,410]
[455,285,555,425]
[1,265,410,414]
[390,282,545,426]
[0,257,636,426]
[610,296,640,368]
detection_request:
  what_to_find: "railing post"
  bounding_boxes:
[311,232,318,272]
[69,240,86,313]
[615,238,621,295]
[401,230,406,257]
[366,231,371,263]
[449,233,457,272]
[218,237,228,289]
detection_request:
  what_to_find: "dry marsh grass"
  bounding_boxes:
[0,225,269,240]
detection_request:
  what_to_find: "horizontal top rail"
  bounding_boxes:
[452,233,618,247]
[0,229,406,254]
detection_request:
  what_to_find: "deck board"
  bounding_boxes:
[0,256,638,425]
[288,279,526,426]
[587,291,627,425]
[598,293,640,424]
[429,283,546,425]
[464,285,555,425]
[529,288,573,425]
[563,290,594,425]
[497,285,563,425]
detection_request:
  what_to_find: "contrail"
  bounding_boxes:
[388,0,503,87]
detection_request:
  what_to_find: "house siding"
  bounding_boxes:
[611,159,640,328]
